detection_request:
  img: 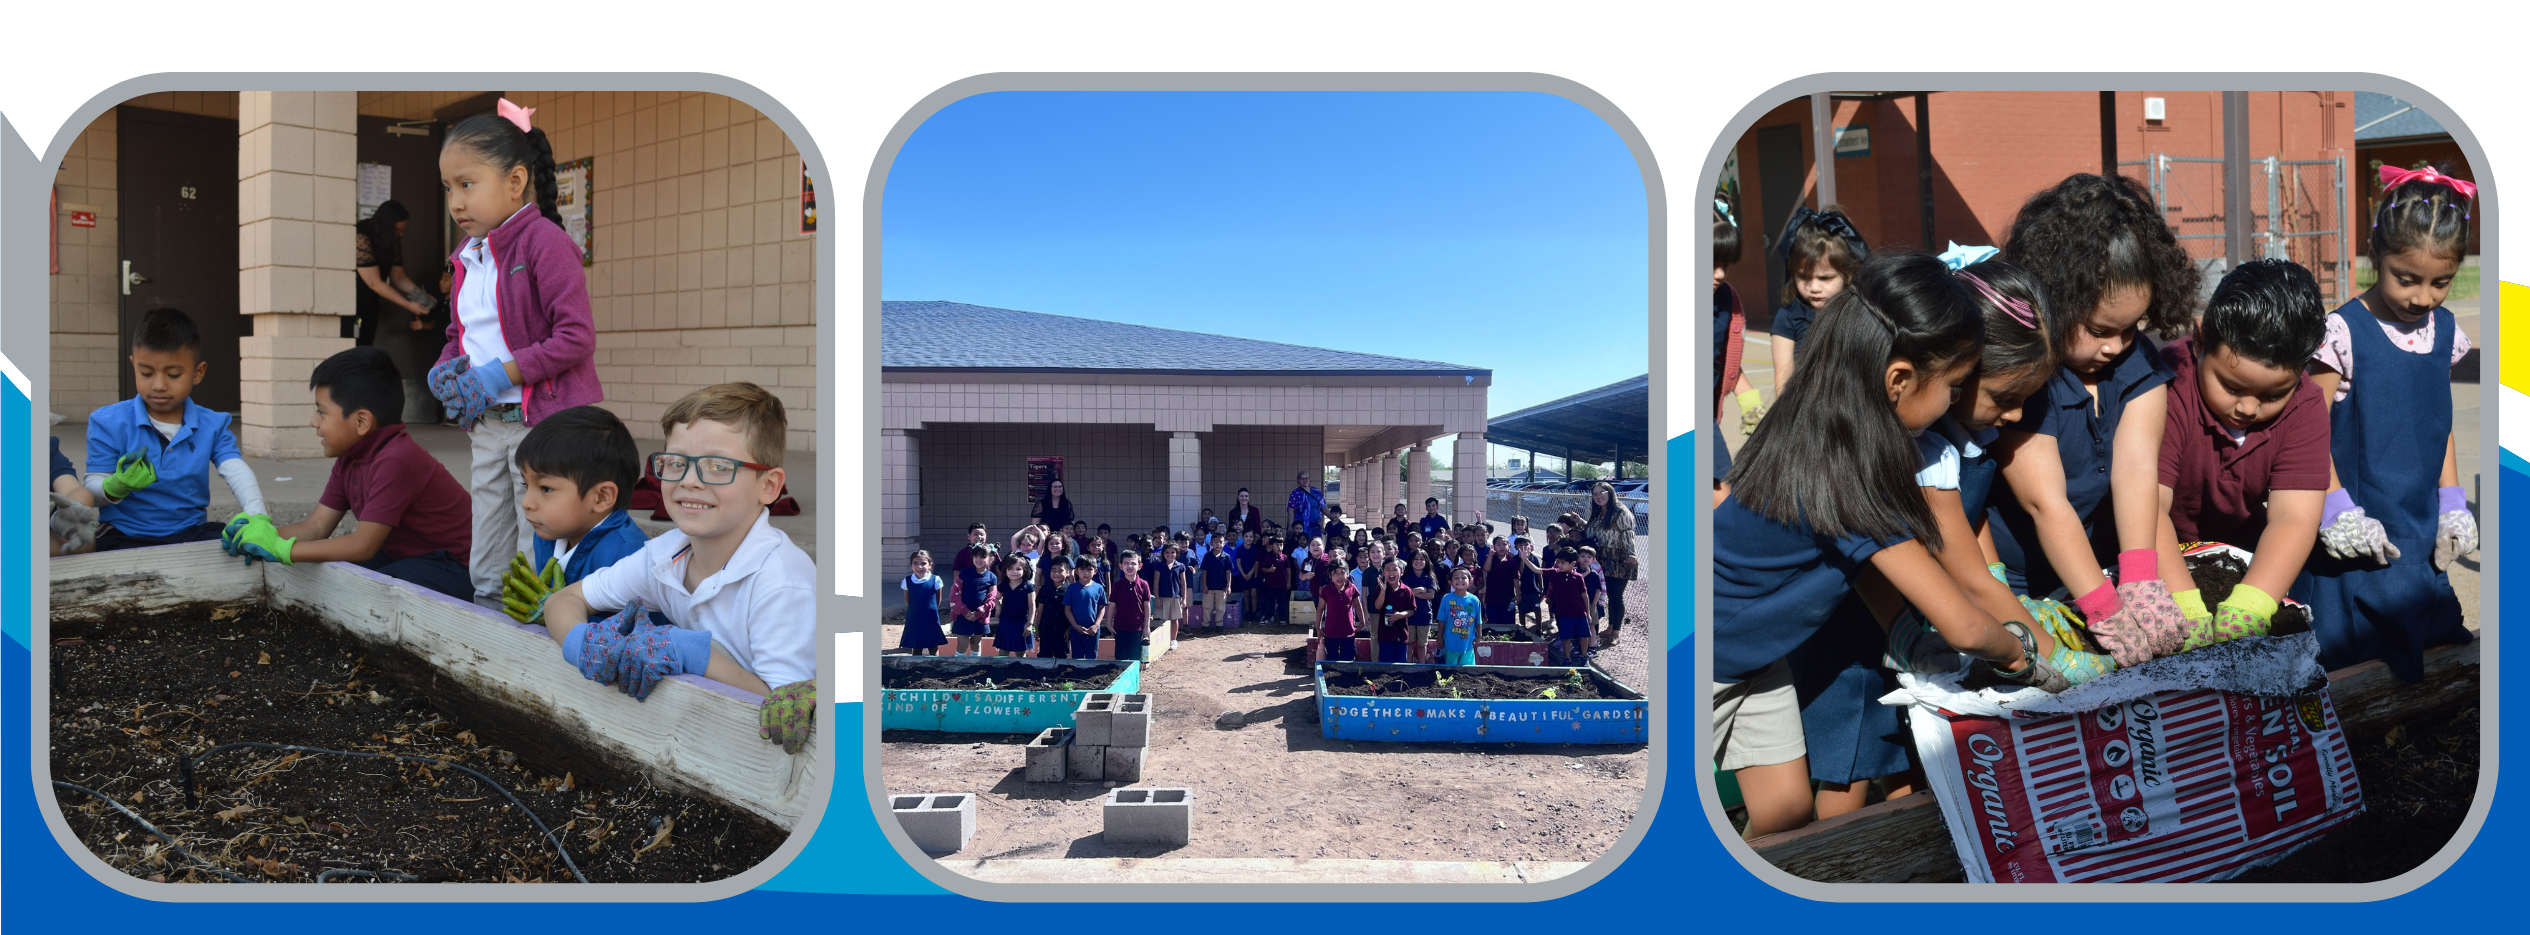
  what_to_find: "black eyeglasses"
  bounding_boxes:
[649,452,773,485]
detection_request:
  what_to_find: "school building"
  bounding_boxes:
[1721,90,2380,318]
[48,90,817,457]
[880,301,1491,574]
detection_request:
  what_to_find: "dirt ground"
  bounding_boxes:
[879,580,1654,864]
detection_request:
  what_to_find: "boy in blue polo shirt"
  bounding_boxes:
[85,308,269,552]
[498,405,652,623]
[1199,533,1235,628]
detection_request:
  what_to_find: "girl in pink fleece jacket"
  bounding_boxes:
[432,99,605,602]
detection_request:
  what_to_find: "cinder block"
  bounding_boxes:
[1104,744,1148,783]
[1024,727,1070,783]
[1073,693,1117,746]
[1112,694,1153,747]
[1065,741,1105,781]
[892,793,976,854]
[1102,787,1191,846]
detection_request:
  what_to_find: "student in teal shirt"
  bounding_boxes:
[1439,566,1484,666]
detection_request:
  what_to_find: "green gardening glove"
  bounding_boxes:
[759,680,816,755]
[102,451,157,500]
[2019,596,2117,685]
[2173,587,2213,632]
[500,551,564,624]
[2184,583,2275,652]
[229,514,296,565]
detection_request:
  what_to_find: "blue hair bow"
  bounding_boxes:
[1777,206,1868,263]
[1939,241,1999,270]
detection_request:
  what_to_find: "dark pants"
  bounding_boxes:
[1606,577,1630,631]
[1376,641,1409,663]
[358,550,473,601]
[1324,635,1358,661]
[1069,630,1102,660]
[1114,629,1146,662]
[94,520,225,553]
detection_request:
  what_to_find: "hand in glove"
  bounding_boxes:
[102,451,157,500]
[759,680,816,754]
[225,514,296,565]
[2182,583,2276,652]
[607,618,712,701]
[2020,596,2116,685]
[2318,488,2400,564]
[2433,485,2476,572]
[50,493,99,552]
[1984,619,2072,693]
[1882,608,1966,676]
[501,551,565,624]
[427,356,502,425]
[1736,388,1768,433]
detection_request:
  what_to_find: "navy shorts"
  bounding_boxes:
[950,618,990,636]
[1070,630,1103,660]
[1556,615,1591,641]
[1376,641,1409,663]
[1324,635,1358,661]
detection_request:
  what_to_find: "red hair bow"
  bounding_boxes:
[2378,164,2475,200]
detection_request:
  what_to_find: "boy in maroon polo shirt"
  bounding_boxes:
[2155,260,2332,652]
[1110,550,1155,662]
[225,348,473,599]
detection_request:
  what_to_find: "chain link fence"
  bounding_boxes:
[2118,154,2352,304]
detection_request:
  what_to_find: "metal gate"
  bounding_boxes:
[2116,154,2352,303]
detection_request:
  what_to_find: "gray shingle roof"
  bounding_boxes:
[2354,92,2447,142]
[881,301,1490,376]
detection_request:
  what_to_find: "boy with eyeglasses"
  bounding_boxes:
[539,382,818,754]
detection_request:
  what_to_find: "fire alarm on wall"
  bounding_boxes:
[2144,97,2167,122]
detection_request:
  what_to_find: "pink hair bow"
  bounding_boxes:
[2378,164,2474,200]
[1957,271,2038,330]
[497,98,537,134]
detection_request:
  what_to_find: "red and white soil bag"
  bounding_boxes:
[1888,632,2364,882]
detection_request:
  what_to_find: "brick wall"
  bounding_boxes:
[1198,425,1324,533]
[913,423,1170,562]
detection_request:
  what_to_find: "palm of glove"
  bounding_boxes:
[759,680,815,754]
[2319,507,2400,563]
[2087,580,2187,667]
[501,551,564,623]
[2020,596,2116,685]
[428,356,494,425]
[2434,510,2477,572]
[2182,603,2271,653]
[103,451,157,499]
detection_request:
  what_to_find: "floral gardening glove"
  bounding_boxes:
[1987,562,2010,586]
[2020,596,2116,686]
[1984,619,2072,694]
[101,451,157,500]
[426,356,466,415]
[2318,489,2400,564]
[226,514,296,565]
[571,599,651,683]
[1882,607,1966,676]
[427,356,497,425]
[1736,388,1768,433]
[500,551,564,624]
[760,680,816,755]
[2089,580,2188,667]
[2433,485,2477,572]
[2183,583,2276,652]
[608,618,712,702]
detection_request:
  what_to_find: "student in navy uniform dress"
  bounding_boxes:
[1717,251,2074,839]
[899,550,947,655]
[1762,206,1868,396]
[2298,166,2479,681]
[1988,175,2201,656]
[992,553,1038,657]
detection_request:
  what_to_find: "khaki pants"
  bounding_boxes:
[1203,589,1226,623]
[466,416,536,600]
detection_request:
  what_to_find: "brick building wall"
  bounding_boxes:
[913,423,1171,561]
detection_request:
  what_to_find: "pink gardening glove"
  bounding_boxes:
[2085,551,2188,666]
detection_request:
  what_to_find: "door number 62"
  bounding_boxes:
[179,186,197,200]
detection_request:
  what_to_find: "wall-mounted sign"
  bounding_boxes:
[69,210,96,228]
[800,160,817,235]
[555,157,594,266]
[1833,125,1871,158]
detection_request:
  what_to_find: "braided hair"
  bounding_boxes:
[443,110,563,229]
[2370,166,2473,263]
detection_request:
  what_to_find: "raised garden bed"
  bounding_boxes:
[1306,636,1566,667]
[879,656,1140,733]
[46,542,816,883]
[1313,663,1646,744]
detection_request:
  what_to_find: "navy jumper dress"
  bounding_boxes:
[1988,338,2174,597]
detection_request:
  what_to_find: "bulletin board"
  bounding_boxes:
[555,156,595,266]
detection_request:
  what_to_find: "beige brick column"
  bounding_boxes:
[1374,451,1397,524]
[237,91,357,457]
[1454,432,1489,524]
[1406,441,1431,520]
[1342,462,1361,518]
[1169,431,1202,530]
[883,428,920,577]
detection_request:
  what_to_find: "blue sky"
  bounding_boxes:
[880,91,1650,426]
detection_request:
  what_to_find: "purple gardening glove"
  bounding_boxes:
[2088,579,2189,667]
[2433,485,2476,572]
[2318,488,2399,564]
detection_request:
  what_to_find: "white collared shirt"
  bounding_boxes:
[455,204,539,404]
[577,508,817,690]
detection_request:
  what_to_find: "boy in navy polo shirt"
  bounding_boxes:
[1199,533,1235,628]
[498,405,651,623]
[1063,556,1110,660]
[85,308,270,552]
[1418,497,1449,541]
[222,348,473,599]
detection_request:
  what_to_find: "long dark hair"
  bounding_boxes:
[358,200,410,264]
[443,111,563,228]
[2002,173,2199,347]
[1954,257,2054,379]
[1724,251,1983,548]
[2370,167,2473,263]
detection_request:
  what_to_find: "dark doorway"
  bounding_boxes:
[118,107,242,414]
[355,114,452,357]
[1754,123,1807,309]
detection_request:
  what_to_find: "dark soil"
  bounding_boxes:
[1319,667,1629,700]
[2185,551,2312,634]
[2224,704,2480,883]
[48,605,785,884]
[882,662,1127,691]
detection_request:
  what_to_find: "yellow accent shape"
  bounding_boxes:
[2502,280,2529,395]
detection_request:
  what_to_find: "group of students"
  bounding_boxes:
[899,482,1639,669]
[1711,166,2480,838]
[45,99,819,753]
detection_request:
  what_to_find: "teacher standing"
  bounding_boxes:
[354,201,441,422]
[1030,478,1076,536]
[1584,480,1638,645]
[1287,472,1325,541]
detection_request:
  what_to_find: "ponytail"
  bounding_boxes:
[444,103,564,230]
[524,127,563,228]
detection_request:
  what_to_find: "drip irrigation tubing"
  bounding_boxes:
[180,741,589,883]
[51,781,255,883]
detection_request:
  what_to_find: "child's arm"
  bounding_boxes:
[542,581,591,650]
[2248,489,2324,600]
[702,644,774,697]
[210,427,267,516]
[504,242,597,386]
[1923,487,2043,641]
[1770,337,1797,399]
[2154,486,2200,596]
[272,505,345,545]
[286,520,395,564]
[2110,385,2171,556]
[1993,430,2110,600]
[1864,542,2033,665]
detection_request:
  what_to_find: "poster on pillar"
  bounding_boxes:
[875,86,1653,889]
[26,86,831,892]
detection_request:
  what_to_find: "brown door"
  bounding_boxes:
[1754,122,1807,308]
[117,106,242,413]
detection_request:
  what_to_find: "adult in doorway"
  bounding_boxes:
[1225,487,1265,536]
[1288,471,1326,540]
[354,201,442,421]
[1030,477,1076,536]
[1584,480,1638,645]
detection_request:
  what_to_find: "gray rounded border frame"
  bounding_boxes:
[857,72,1669,902]
[1689,72,2500,901]
[3,72,848,903]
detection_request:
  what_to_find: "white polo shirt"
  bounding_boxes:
[577,508,816,689]
[454,204,537,404]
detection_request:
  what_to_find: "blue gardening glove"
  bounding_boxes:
[102,451,157,500]
[2433,485,2476,572]
[226,514,295,565]
[568,599,651,683]
[608,620,713,701]
[2318,488,2399,564]
[426,355,466,409]
[427,356,497,425]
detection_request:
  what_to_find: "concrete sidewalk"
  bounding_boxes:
[55,418,818,564]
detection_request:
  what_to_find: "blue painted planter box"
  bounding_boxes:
[881,656,1142,733]
[1315,663,1648,745]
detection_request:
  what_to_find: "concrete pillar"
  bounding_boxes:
[1406,442,1431,522]
[1168,431,1202,529]
[237,91,358,458]
[883,428,919,577]
[1454,432,1488,525]
[1375,451,1397,524]
[1341,462,1359,517]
